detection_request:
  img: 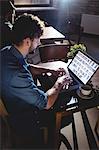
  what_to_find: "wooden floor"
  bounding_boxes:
[60,107,99,150]
[60,35,99,150]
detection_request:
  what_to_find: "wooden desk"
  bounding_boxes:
[40,26,65,43]
[38,60,71,74]
[38,60,99,87]
[38,61,99,149]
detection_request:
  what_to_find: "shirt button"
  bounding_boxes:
[34,111,38,114]
[37,120,40,124]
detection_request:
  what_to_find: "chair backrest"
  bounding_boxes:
[0,99,8,117]
[0,99,12,148]
[39,43,70,62]
[0,99,49,148]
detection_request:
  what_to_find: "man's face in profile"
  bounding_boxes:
[29,38,41,53]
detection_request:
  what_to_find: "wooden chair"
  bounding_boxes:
[0,99,8,116]
[0,98,48,149]
[0,98,12,149]
[39,43,70,62]
[36,43,70,90]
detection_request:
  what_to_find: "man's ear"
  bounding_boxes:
[23,38,31,47]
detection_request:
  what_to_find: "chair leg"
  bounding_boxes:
[59,133,72,150]
[40,127,48,145]
[94,117,99,141]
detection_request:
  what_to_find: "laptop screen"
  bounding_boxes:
[68,51,99,84]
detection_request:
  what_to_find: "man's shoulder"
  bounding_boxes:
[0,46,12,53]
[1,46,17,66]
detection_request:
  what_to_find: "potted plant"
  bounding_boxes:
[67,44,87,58]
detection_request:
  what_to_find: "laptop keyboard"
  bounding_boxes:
[61,78,79,93]
[70,79,78,86]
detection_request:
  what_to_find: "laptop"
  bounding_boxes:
[66,50,99,91]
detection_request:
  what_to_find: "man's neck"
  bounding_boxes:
[14,44,28,58]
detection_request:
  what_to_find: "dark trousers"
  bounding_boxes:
[9,108,72,149]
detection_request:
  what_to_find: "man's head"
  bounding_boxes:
[12,13,45,54]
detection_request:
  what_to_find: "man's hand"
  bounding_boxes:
[55,75,73,90]
[46,75,72,109]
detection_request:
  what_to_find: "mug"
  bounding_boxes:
[80,85,92,96]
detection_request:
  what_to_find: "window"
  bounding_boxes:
[14,0,53,6]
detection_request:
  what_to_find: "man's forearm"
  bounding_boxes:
[46,81,62,109]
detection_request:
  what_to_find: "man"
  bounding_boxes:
[0,13,72,147]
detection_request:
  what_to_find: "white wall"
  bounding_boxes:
[81,14,99,35]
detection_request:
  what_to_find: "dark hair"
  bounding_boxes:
[12,13,45,45]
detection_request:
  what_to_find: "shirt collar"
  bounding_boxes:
[10,46,28,67]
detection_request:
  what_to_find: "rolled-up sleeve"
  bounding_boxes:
[10,71,48,110]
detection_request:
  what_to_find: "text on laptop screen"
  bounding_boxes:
[68,51,99,84]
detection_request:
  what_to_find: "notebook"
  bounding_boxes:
[67,51,99,89]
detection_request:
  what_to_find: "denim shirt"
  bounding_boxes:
[0,46,47,114]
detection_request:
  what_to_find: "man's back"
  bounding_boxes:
[0,46,47,115]
[0,46,29,114]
